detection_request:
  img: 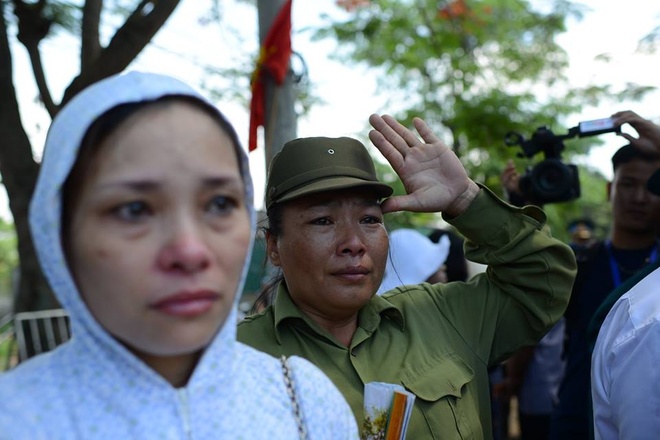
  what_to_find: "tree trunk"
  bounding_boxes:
[1,0,182,316]
[0,4,57,313]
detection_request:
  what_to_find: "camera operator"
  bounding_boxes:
[588,111,660,440]
[611,110,660,156]
[501,159,544,207]
[549,112,660,440]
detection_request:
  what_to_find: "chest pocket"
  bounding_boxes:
[401,354,481,439]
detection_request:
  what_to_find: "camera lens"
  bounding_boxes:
[531,159,571,199]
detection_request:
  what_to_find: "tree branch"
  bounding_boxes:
[62,0,182,104]
[13,0,57,117]
[81,0,103,71]
[25,41,57,117]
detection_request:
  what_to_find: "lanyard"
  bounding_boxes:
[605,240,659,288]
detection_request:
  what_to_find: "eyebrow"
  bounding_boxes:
[96,175,243,192]
[201,176,244,189]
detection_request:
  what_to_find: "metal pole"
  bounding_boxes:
[257,0,297,172]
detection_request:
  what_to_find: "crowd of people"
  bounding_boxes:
[0,69,658,439]
[493,110,660,440]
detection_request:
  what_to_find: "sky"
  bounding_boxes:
[6,0,660,220]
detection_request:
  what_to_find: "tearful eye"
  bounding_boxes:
[208,195,238,215]
[362,215,383,225]
[114,201,149,221]
[311,217,332,226]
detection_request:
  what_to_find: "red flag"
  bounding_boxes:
[248,0,293,152]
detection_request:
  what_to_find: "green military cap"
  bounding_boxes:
[265,136,393,209]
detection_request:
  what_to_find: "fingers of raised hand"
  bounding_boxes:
[368,124,406,169]
[369,114,422,152]
[382,115,422,148]
[369,114,402,155]
[369,114,400,143]
[413,117,441,144]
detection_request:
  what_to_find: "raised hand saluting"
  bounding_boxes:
[368,114,480,217]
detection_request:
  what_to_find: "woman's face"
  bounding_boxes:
[267,189,388,321]
[66,101,251,358]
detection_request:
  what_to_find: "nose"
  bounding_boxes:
[337,222,367,257]
[632,184,651,203]
[157,217,212,273]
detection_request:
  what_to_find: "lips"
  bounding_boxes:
[335,265,369,275]
[625,209,650,220]
[333,266,370,281]
[150,290,220,317]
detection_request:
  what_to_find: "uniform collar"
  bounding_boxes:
[272,283,405,345]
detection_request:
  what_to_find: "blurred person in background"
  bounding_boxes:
[589,111,660,440]
[590,167,660,440]
[376,228,450,294]
[567,218,598,250]
[428,228,470,283]
[550,111,660,440]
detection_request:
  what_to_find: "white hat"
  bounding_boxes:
[377,229,450,294]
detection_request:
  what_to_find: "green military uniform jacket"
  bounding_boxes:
[238,188,576,439]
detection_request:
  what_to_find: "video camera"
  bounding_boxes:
[504,118,621,204]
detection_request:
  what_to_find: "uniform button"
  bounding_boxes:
[350,348,357,357]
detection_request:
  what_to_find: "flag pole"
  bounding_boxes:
[255,0,297,173]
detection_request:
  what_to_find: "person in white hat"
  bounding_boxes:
[377,228,450,294]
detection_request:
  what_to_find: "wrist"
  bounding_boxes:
[445,181,480,217]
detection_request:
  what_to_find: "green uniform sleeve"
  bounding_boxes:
[441,185,576,365]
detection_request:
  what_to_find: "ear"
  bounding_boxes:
[606,181,612,201]
[265,230,282,267]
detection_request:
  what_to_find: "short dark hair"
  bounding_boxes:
[611,144,660,172]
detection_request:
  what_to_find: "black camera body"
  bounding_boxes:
[505,118,620,205]
[518,158,580,204]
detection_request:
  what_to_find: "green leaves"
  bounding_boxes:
[0,219,17,298]
[315,0,651,237]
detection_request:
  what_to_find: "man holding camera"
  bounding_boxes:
[499,111,660,439]
[549,111,660,440]
[589,111,660,440]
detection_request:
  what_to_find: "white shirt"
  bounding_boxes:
[591,265,660,440]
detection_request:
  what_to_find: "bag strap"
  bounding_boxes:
[280,356,308,440]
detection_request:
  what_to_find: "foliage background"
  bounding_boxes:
[1,0,658,310]
[311,0,649,242]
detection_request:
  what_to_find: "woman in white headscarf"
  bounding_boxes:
[0,71,357,439]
